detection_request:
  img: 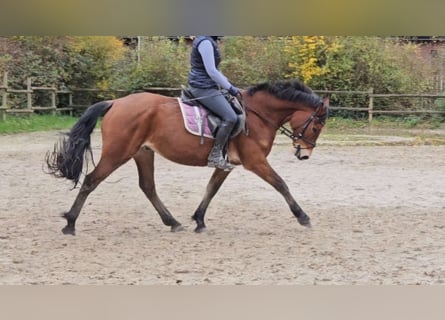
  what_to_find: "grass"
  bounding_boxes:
[326,115,445,133]
[0,114,79,134]
[321,116,445,146]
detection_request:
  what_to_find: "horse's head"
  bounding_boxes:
[245,80,330,160]
[289,97,329,160]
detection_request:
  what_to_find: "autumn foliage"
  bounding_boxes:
[0,36,442,112]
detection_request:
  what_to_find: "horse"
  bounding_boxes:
[45,79,329,235]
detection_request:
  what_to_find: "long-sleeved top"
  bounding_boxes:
[188,36,233,90]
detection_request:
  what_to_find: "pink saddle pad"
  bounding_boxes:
[177,98,213,138]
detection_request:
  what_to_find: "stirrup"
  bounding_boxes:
[207,158,234,171]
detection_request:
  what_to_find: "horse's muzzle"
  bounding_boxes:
[294,145,310,160]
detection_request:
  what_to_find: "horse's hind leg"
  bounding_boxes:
[133,148,183,232]
[192,168,231,233]
[62,157,125,235]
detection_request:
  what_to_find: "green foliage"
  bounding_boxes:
[0,36,131,106]
[293,37,436,116]
[325,116,370,131]
[404,116,420,128]
[0,36,443,121]
[4,36,69,87]
[65,36,128,90]
[220,36,289,87]
[0,41,11,73]
[299,37,434,94]
[0,36,71,108]
[112,37,189,91]
[434,93,445,111]
[327,115,445,132]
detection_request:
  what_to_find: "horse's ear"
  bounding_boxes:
[323,96,330,107]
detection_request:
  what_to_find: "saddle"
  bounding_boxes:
[179,85,248,144]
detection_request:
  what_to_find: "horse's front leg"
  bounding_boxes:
[192,168,232,233]
[246,161,311,228]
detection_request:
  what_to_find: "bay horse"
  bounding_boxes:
[45,80,329,235]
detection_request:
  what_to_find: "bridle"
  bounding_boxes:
[281,112,317,147]
[246,103,327,157]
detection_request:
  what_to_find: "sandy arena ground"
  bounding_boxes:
[0,130,444,284]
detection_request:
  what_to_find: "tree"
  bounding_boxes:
[4,36,70,87]
[220,36,289,87]
[65,36,128,90]
[284,36,340,84]
[0,36,440,116]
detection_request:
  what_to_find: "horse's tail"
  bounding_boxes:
[45,100,113,187]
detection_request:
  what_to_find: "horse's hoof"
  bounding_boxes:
[62,226,76,236]
[171,224,185,232]
[297,216,311,228]
[194,226,207,233]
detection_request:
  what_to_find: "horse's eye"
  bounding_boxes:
[312,127,318,133]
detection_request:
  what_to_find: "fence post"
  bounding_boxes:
[368,87,374,124]
[27,77,32,111]
[0,72,8,120]
[51,84,56,115]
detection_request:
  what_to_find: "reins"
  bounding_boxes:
[181,88,325,149]
[245,105,287,134]
[180,92,224,104]
[245,104,315,146]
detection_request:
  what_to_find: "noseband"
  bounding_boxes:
[280,113,317,147]
[280,105,327,150]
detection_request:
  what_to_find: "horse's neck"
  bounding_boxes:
[246,94,297,128]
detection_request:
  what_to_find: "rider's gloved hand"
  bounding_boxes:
[228,86,240,97]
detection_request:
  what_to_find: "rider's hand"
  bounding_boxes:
[228,86,240,97]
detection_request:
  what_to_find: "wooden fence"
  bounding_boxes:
[314,88,445,122]
[1,72,445,122]
[0,73,133,120]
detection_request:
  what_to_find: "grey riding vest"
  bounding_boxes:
[188,36,221,89]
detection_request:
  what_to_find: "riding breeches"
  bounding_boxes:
[188,87,237,125]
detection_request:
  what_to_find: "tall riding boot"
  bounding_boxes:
[208,121,235,171]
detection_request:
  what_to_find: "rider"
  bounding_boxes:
[187,36,240,171]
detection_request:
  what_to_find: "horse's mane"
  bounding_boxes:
[247,80,322,107]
